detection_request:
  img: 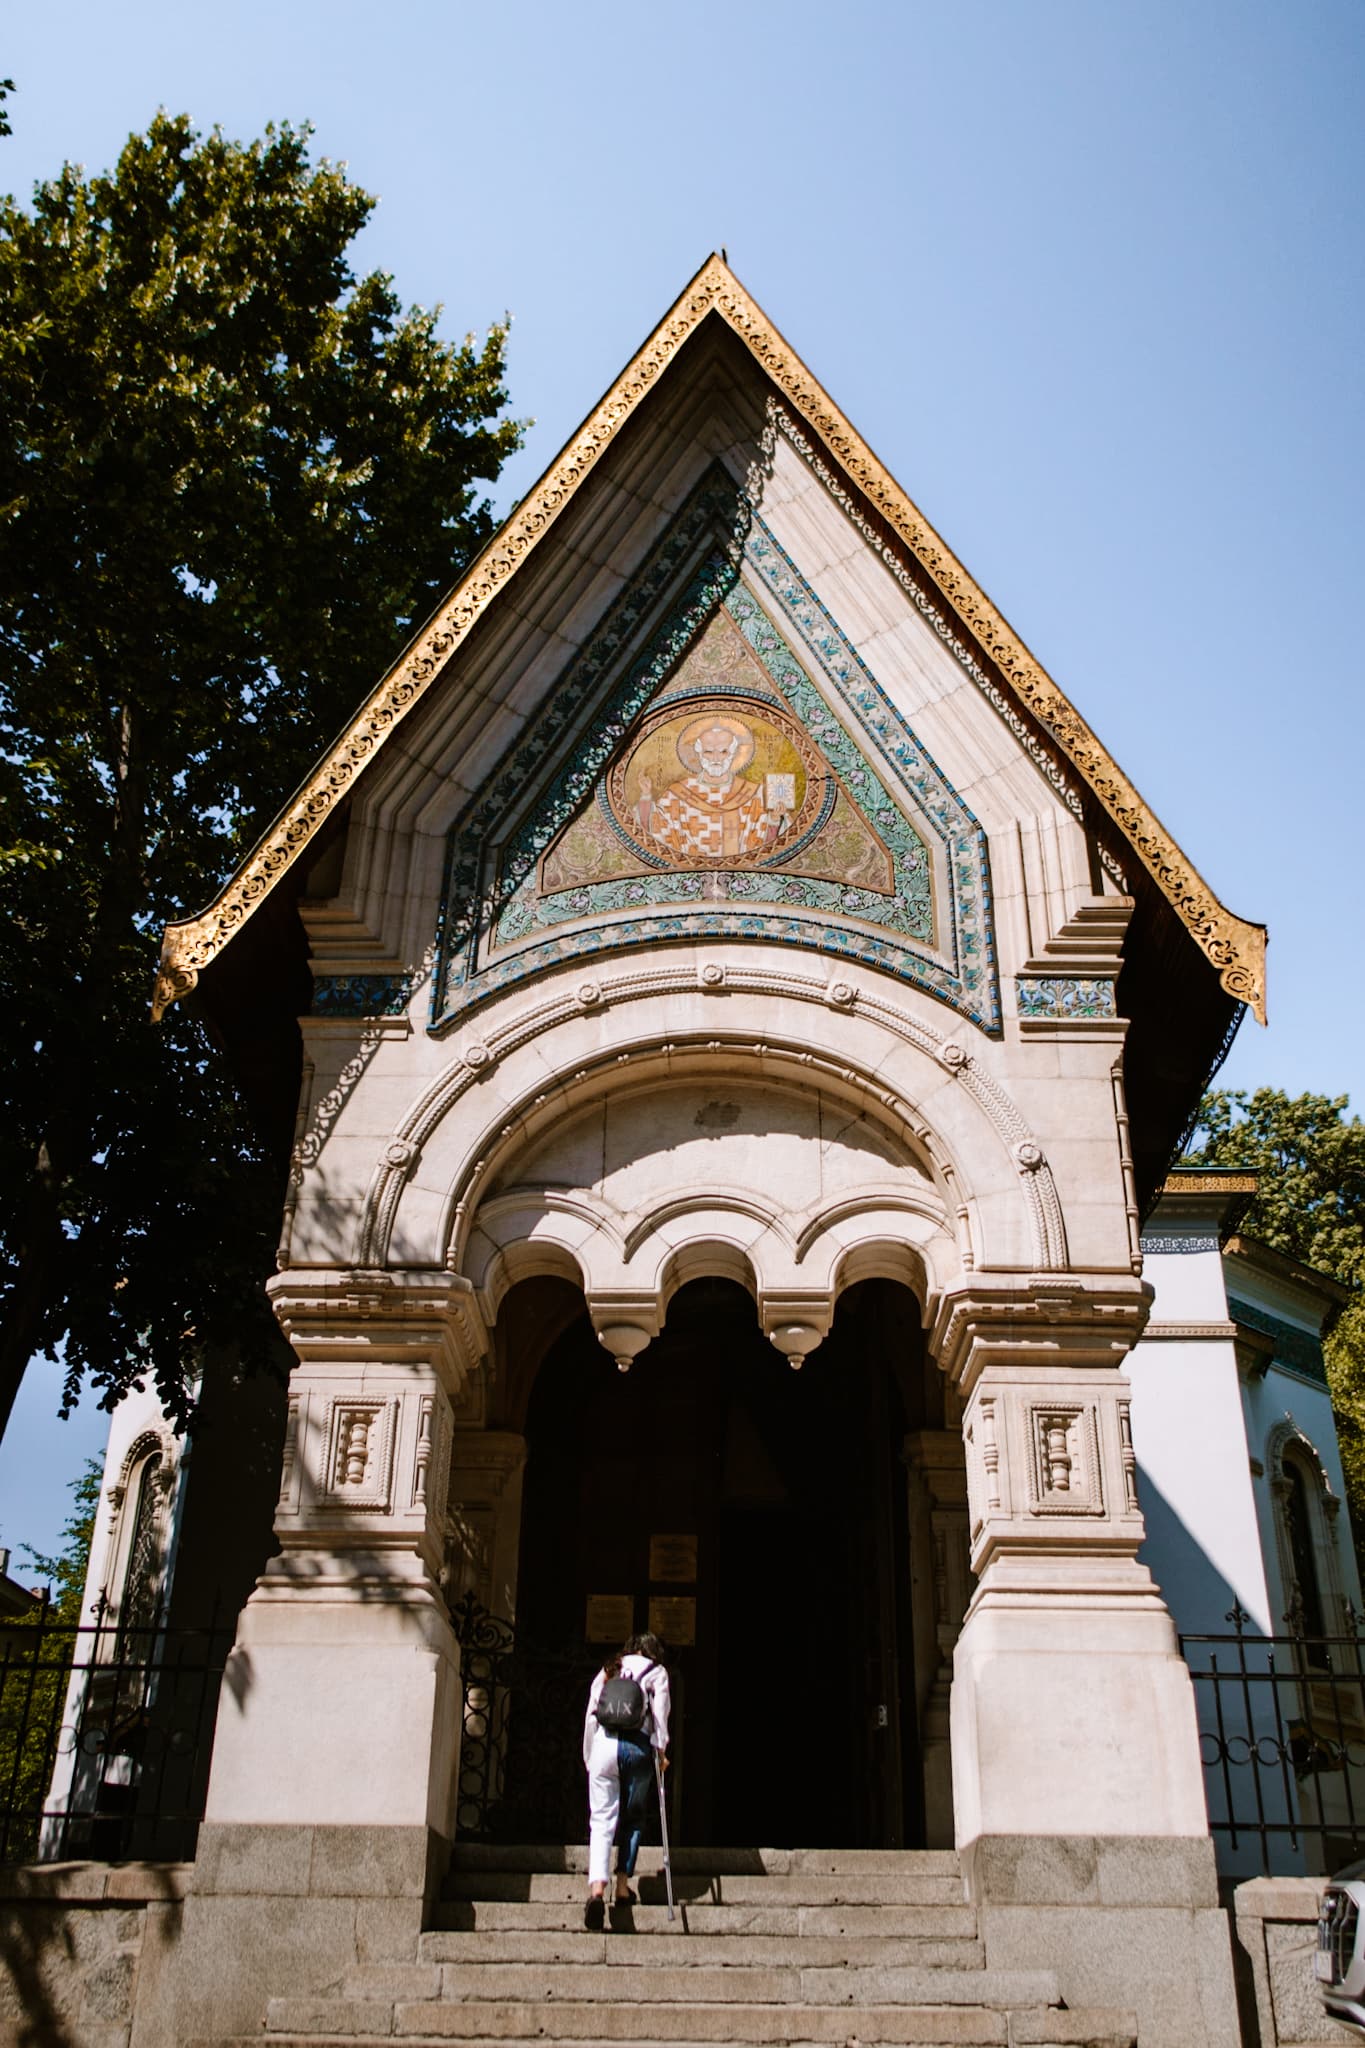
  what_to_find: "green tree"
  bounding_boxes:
[0,1460,101,1862]
[0,114,523,1438]
[17,1459,102,1623]
[1183,1088,1365,1558]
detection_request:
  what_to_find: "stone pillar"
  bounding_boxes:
[173,1272,490,2043]
[903,1423,970,1850]
[201,1270,486,1844]
[934,1275,1239,2048]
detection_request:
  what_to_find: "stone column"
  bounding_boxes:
[199,1269,486,1847]
[903,1422,970,1850]
[934,1275,1239,2048]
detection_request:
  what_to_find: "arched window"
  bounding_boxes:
[102,1432,172,1643]
[1267,1424,1345,1664]
[120,1452,164,1638]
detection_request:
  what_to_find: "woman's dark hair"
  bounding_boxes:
[623,1631,667,1663]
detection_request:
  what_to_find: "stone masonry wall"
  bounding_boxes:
[0,1865,188,2048]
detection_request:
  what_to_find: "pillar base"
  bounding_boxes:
[963,1834,1240,2048]
[169,1822,445,2043]
[203,1558,462,1837]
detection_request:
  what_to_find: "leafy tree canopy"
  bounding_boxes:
[1183,1089,1365,1287]
[1184,1088,1365,1562]
[0,113,523,1438]
[19,1459,102,1623]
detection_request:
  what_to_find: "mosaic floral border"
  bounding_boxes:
[1016,976,1118,1022]
[312,974,413,1018]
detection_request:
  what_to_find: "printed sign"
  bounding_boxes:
[585,1594,635,1643]
[648,1595,697,1646]
[649,1534,698,1583]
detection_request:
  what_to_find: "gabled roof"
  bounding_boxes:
[154,254,1266,1024]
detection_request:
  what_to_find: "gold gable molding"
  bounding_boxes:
[154,255,1266,1024]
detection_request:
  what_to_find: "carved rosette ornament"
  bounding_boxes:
[153,256,1264,1024]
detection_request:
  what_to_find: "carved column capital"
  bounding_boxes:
[930,1273,1153,1396]
[266,1266,490,1396]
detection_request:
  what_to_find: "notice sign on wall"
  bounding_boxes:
[649,1533,698,1583]
[585,1594,635,1643]
[648,1595,697,1646]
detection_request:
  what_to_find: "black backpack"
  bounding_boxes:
[595,1661,656,1735]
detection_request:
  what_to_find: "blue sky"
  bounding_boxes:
[1,0,1362,1567]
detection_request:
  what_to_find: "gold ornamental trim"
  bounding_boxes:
[154,254,1266,1023]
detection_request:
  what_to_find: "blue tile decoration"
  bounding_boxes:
[431,467,999,1034]
[1227,1298,1328,1386]
[312,974,413,1018]
[1016,977,1118,1022]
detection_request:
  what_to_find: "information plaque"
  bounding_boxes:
[585,1594,634,1643]
[648,1595,697,1646]
[649,1533,698,1583]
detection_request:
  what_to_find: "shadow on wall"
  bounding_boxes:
[1137,1464,1329,1885]
[0,1862,186,2048]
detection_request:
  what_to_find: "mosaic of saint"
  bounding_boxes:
[614,702,814,866]
[528,608,904,917]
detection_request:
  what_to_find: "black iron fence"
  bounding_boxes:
[449,1593,602,1842]
[0,1605,232,1865]
[1182,1606,1365,1876]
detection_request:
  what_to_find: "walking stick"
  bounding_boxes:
[654,1748,675,1921]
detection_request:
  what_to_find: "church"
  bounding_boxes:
[10,257,1359,2048]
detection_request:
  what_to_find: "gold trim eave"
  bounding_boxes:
[153,254,1267,1025]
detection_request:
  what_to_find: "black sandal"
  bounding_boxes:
[584,1894,605,1931]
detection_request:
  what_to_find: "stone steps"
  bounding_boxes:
[249,2012,1138,2046]
[417,1929,988,1967]
[431,1898,982,1936]
[251,1844,1136,2048]
[450,1843,964,1876]
[443,1869,968,1905]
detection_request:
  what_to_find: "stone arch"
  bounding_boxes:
[357,959,1070,1278]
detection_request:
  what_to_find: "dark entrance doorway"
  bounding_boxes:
[517,1275,922,1847]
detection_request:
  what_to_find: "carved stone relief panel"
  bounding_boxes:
[318,1396,399,1513]
[1025,1403,1104,1517]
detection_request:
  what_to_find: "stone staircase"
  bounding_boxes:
[251,1844,1138,2046]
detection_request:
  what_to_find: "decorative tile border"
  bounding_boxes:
[1016,976,1118,1022]
[312,974,413,1018]
[1228,1297,1328,1386]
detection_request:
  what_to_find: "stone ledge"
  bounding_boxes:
[0,1859,192,1902]
[1233,1875,1328,1923]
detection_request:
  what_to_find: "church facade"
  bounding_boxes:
[17,258,1314,2045]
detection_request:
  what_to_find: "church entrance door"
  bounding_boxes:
[517,1277,921,1847]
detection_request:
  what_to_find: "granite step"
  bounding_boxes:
[415,1929,988,1968]
[429,1897,981,1937]
[444,1869,966,1905]
[450,1843,962,1876]
[238,2025,1137,2048]
[265,2003,1020,2044]
[405,1962,1059,2006]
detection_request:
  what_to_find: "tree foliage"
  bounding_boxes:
[18,1459,102,1623]
[0,114,523,1438]
[1184,1088,1365,1559]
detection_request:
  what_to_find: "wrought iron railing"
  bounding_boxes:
[1182,1605,1365,1876]
[449,1593,602,1842]
[0,1604,232,1865]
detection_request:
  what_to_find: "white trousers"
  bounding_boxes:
[586,1729,648,1885]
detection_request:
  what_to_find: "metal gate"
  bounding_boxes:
[449,1594,601,1841]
